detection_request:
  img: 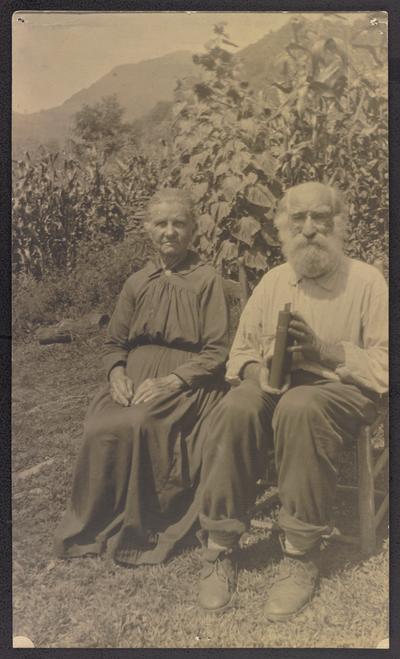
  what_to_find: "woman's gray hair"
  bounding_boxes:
[274,182,348,241]
[146,188,195,224]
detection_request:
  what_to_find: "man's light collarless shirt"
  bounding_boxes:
[226,256,388,395]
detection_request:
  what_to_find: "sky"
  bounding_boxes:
[12,11,365,115]
[12,11,296,114]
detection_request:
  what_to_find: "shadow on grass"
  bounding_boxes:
[238,533,281,571]
[234,491,388,581]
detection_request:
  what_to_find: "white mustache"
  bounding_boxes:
[291,237,329,251]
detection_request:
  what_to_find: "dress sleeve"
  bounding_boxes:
[335,271,388,395]
[171,273,229,387]
[225,279,272,385]
[102,279,135,379]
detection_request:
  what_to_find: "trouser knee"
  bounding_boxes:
[273,387,346,489]
[202,381,271,459]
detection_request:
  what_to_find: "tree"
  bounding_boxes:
[72,95,136,160]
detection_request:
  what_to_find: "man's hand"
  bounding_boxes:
[287,311,345,368]
[287,311,322,362]
[259,352,291,395]
[132,374,184,405]
[110,366,134,407]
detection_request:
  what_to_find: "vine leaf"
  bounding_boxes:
[244,183,276,209]
[221,175,242,201]
[191,181,209,203]
[216,239,239,264]
[197,213,215,238]
[243,246,268,271]
[261,223,280,247]
[210,201,231,223]
[231,216,261,246]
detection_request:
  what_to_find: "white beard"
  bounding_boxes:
[280,230,344,279]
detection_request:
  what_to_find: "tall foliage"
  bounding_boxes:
[12,149,157,278]
[166,17,388,279]
[165,24,283,281]
[270,17,388,262]
[12,16,388,285]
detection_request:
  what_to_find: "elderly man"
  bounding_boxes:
[197,181,388,619]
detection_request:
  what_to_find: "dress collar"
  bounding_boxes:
[288,255,347,291]
[144,250,204,278]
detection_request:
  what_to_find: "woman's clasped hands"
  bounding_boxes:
[110,365,184,407]
[109,366,134,407]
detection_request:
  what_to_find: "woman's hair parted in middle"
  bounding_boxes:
[146,188,195,224]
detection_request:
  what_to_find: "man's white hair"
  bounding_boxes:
[274,182,348,242]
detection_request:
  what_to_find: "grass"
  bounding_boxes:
[12,334,389,649]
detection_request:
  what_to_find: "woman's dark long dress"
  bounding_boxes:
[54,251,229,566]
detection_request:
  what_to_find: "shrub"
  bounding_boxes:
[13,233,153,338]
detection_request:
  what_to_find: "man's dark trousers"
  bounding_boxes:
[199,371,377,553]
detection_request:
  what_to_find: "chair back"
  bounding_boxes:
[222,260,250,344]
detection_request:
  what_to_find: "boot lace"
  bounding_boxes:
[201,554,236,587]
[276,556,317,587]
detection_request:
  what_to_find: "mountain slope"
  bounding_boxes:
[12,51,195,154]
[12,14,366,157]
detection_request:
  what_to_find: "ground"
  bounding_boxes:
[12,333,389,649]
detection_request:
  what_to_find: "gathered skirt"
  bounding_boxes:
[54,344,227,565]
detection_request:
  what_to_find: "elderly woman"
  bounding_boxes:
[54,188,229,566]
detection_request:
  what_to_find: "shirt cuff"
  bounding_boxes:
[238,360,260,381]
[171,372,191,389]
[226,355,262,385]
[105,359,127,381]
[334,341,387,393]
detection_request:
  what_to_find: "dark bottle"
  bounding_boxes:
[268,303,293,389]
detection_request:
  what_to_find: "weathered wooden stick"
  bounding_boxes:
[58,312,110,331]
[37,328,72,345]
[37,312,110,344]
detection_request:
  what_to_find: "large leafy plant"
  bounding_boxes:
[165,16,388,279]
[269,15,388,263]
[165,23,284,282]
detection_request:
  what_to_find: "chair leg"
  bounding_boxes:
[357,428,376,556]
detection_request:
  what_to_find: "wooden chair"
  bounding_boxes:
[337,398,388,556]
[222,260,389,557]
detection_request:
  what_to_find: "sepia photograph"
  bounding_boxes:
[12,10,389,649]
